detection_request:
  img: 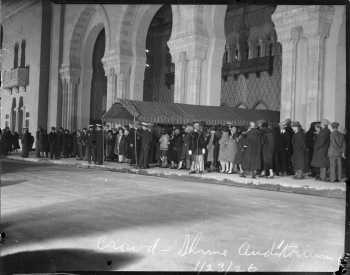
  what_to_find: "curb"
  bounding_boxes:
[3,155,345,199]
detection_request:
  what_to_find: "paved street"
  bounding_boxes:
[0,159,345,273]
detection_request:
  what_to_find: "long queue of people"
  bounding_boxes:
[1,118,347,183]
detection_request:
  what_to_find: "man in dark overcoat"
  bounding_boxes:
[169,128,183,169]
[274,120,293,176]
[86,125,95,164]
[258,121,275,178]
[21,128,31,157]
[189,122,206,174]
[311,119,331,181]
[56,127,64,159]
[3,127,12,155]
[291,121,307,179]
[81,128,87,160]
[48,127,58,159]
[242,121,262,178]
[95,124,104,165]
[138,123,153,169]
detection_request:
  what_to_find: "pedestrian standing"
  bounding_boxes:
[328,122,346,182]
[159,129,170,168]
[227,126,238,174]
[291,121,307,179]
[218,126,230,173]
[178,124,193,170]
[275,120,293,176]
[241,121,262,178]
[259,121,275,178]
[139,123,153,169]
[95,124,104,165]
[21,128,31,158]
[86,125,95,164]
[311,119,331,181]
[48,127,58,159]
[169,128,183,169]
[189,122,206,174]
[206,127,219,172]
[305,122,320,176]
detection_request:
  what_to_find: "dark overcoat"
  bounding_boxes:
[95,130,104,164]
[190,131,206,155]
[118,135,128,156]
[235,133,247,165]
[242,128,262,171]
[311,127,330,168]
[168,133,183,162]
[181,132,192,160]
[261,127,275,169]
[48,132,58,153]
[206,133,219,163]
[291,130,307,170]
[21,132,31,157]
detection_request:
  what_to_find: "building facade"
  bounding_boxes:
[0,1,346,135]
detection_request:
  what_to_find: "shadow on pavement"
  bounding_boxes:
[0,159,56,174]
[0,248,142,274]
[2,192,242,249]
[0,179,27,187]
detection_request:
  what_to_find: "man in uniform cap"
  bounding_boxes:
[311,118,331,181]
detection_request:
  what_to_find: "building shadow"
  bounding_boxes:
[0,179,27,187]
[0,248,142,274]
[0,159,56,175]
[1,191,250,249]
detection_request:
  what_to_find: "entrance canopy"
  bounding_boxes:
[102,99,280,126]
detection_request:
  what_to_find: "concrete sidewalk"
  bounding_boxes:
[4,153,346,199]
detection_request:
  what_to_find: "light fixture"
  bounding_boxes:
[145,49,149,53]
[145,64,150,67]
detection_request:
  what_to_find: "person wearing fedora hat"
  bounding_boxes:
[311,118,331,181]
[291,121,307,179]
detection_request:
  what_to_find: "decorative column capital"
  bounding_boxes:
[59,64,80,84]
[101,52,131,76]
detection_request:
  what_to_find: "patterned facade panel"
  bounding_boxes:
[221,53,281,111]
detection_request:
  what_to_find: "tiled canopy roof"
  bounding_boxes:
[102,99,280,126]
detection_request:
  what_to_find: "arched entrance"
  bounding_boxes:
[89,29,107,123]
[142,5,173,103]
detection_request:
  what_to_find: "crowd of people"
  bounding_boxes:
[0,118,347,182]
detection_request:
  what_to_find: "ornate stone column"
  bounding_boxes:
[15,106,20,132]
[130,56,146,101]
[102,54,117,110]
[186,47,206,105]
[59,65,80,131]
[172,51,187,103]
[302,7,333,122]
[274,28,299,120]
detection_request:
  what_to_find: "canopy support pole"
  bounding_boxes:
[134,115,138,166]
